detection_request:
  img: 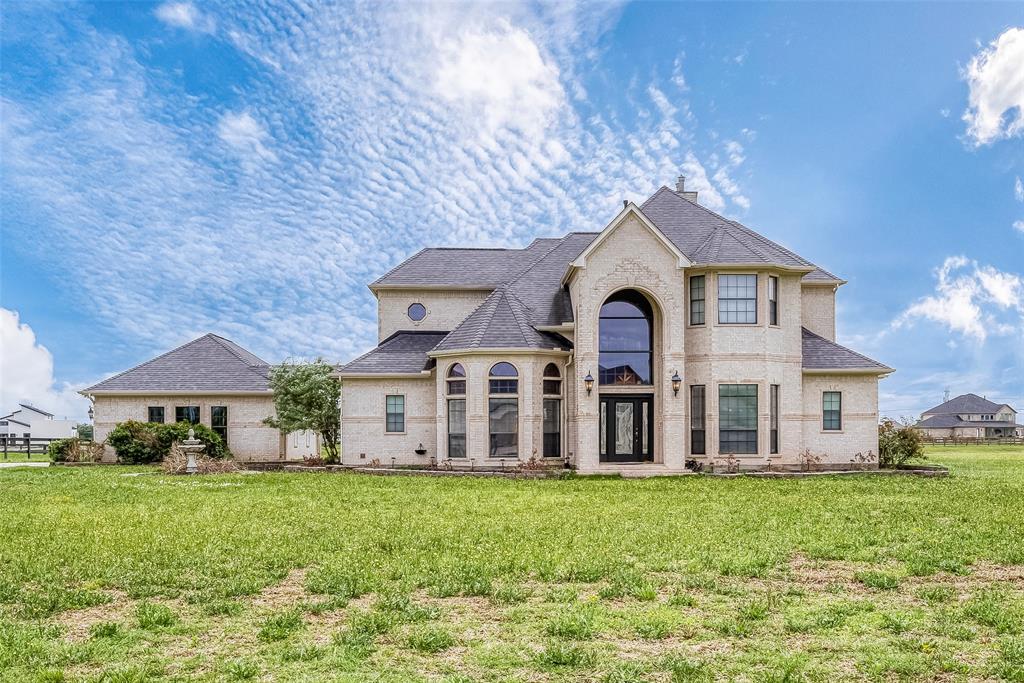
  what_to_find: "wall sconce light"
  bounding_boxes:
[87,405,95,421]
[584,371,595,395]
[671,370,681,396]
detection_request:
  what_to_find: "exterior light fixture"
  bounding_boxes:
[671,370,681,396]
[87,405,94,421]
[584,371,595,395]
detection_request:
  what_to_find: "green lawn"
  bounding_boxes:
[0,450,49,463]
[1,446,1022,681]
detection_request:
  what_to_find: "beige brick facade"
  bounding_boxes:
[92,394,317,462]
[341,204,889,474]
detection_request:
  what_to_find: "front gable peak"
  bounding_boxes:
[564,202,691,283]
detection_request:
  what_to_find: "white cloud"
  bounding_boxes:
[1015,176,1023,202]
[435,20,565,139]
[1014,220,1024,234]
[217,111,277,164]
[962,27,1024,146]
[0,309,90,421]
[896,256,1023,341]
[670,54,688,90]
[154,2,214,33]
[1,2,757,374]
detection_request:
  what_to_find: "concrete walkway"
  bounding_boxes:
[0,461,49,469]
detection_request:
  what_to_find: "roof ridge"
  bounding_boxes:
[500,288,538,345]
[729,221,815,268]
[84,334,217,392]
[371,247,429,286]
[504,234,572,292]
[208,334,269,367]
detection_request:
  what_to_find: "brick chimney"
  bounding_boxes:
[675,175,699,202]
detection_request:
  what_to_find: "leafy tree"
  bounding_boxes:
[264,359,341,463]
[878,418,925,468]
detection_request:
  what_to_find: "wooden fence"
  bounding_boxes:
[922,437,1023,446]
[1,437,68,460]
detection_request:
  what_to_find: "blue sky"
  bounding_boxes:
[1,1,1022,421]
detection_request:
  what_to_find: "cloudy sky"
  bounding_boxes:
[1,1,1022,421]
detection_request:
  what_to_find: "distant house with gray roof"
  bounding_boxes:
[338,178,893,473]
[81,334,319,462]
[915,394,1021,439]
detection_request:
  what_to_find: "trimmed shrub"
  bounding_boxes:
[107,420,227,464]
[878,418,924,468]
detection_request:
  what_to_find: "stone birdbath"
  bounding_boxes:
[180,428,205,474]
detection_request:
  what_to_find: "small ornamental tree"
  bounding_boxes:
[878,418,925,468]
[264,359,341,463]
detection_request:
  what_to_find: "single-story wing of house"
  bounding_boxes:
[915,394,1021,439]
[81,334,319,462]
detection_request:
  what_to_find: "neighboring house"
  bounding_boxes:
[914,394,1021,439]
[338,179,893,473]
[81,334,319,462]
[0,404,78,443]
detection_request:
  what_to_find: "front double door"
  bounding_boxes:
[599,394,653,462]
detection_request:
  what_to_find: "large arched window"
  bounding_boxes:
[446,363,466,458]
[488,363,518,457]
[599,290,653,385]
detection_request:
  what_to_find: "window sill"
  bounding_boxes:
[821,430,844,434]
[384,431,407,436]
[715,322,761,327]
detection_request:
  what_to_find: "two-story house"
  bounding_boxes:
[915,394,1021,439]
[338,180,893,473]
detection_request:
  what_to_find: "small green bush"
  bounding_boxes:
[258,609,303,641]
[878,418,925,468]
[107,420,227,464]
[405,625,454,653]
[855,570,900,590]
[136,602,175,629]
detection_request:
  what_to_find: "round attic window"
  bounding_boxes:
[408,303,427,321]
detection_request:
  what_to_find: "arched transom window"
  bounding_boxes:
[599,290,653,385]
[447,363,466,395]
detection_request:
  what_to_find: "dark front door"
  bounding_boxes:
[599,395,653,462]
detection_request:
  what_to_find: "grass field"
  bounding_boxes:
[1,446,1023,682]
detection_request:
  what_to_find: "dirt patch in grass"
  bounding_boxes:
[250,568,308,610]
[52,589,133,642]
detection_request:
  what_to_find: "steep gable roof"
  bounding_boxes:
[922,393,1013,416]
[915,414,1020,429]
[82,334,272,393]
[371,238,560,289]
[801,327,892,373]
[433,289,570,352]
[18,404,54,418]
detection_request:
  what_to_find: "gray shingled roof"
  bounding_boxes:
[801,328,892,372]
[371,239,561,288]
[921,393,1013,416]
[434,289,570,352]
[339,331,448,375]
[915,414,1019,429]
[83,334,272,393]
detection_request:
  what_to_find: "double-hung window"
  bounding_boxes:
[689,275,705,325]
[385,395,405,433]
[447,364,466,458]
[690,385,706,455]
[488,363,518,457]
[823,392,842,431]
[542,363,562,458]
[768,276,779,326]
[147,406,165,424]
[719,384,758,454]
[211,406,228,446]
[718,274,757,324]
[770,384,779,454]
